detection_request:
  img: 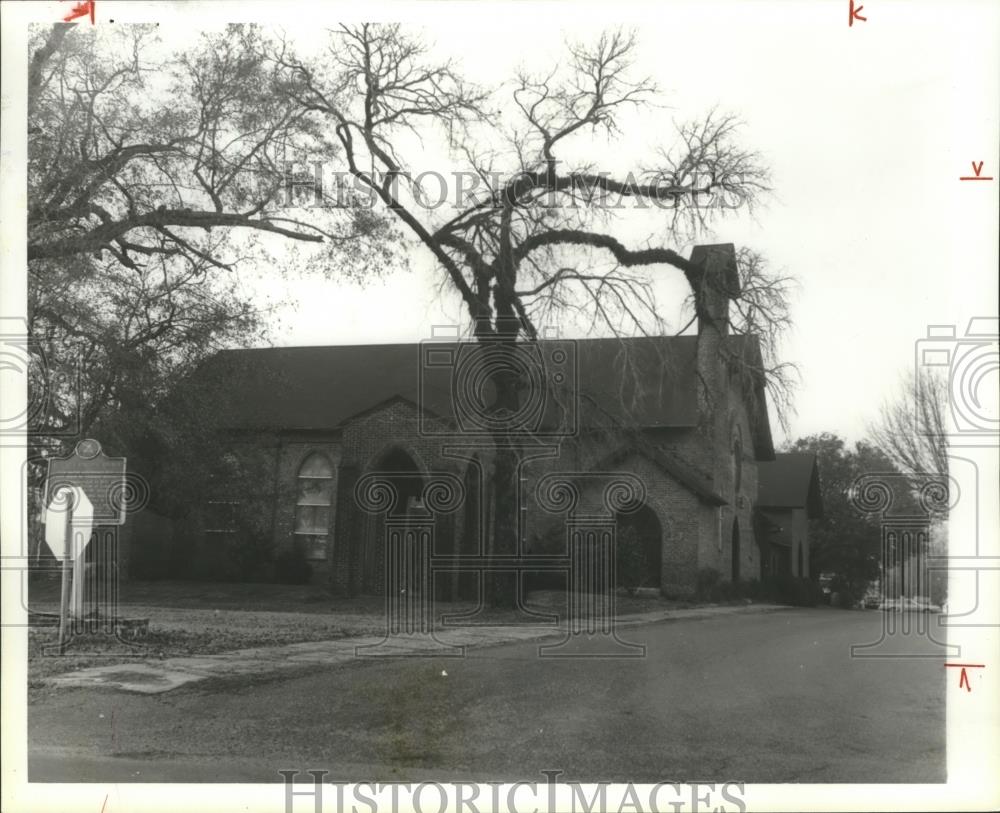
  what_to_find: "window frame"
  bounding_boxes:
[293,453,334,561]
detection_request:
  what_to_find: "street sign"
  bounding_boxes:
[43,485,93,620]
[43,485,93,562]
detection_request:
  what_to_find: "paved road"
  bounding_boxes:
[28,608,945,783]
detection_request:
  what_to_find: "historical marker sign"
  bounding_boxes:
[43,439,128,650]
[45,438,127,526]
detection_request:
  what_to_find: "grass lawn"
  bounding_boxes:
[23,578,703,687]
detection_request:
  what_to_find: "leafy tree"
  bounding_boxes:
[26,22,400,530]
[26,23,400,572]
[27,23,396,454]
[786,433,917,604]
[28,23,389,269]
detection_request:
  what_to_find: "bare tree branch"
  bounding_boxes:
[868,369,949,478]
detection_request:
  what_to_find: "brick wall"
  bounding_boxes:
[790,507,809,578]
[252,387,765,596]
[334,398,471,594]
[688,342,764,583]
[202,322,770,597]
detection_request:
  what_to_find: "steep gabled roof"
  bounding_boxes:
[757,452,824,518]
[193,335,774,457]
[591,437,727,506]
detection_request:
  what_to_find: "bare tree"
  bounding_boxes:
[867,370,950,604]
[869,369,949,479]
[264,24,796,603]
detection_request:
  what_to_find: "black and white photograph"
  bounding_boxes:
[1,1,998,811]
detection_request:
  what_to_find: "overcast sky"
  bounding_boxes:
[6,1,1000,449]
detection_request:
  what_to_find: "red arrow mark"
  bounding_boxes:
[62,0,95,24]
[945,662,985,692]
[960,161,993,181]
[849,0,867,26]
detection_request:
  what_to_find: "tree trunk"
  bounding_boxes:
[490,443,519,607]
[483,201,523,609]
[485,335,521,608]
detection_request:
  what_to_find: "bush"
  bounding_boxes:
[692,570,820,607]
[695,567,722,601]
[740,578,767,601]
[765,575,821,607]
[716,579,738,602]
[695,570,772,603]
[274,547,312,585]
[833,590,854,609]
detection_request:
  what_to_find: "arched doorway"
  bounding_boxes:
[615,504,662,591]
[731,518,741,581]
[364,447,424,593]
[376,447,423,515]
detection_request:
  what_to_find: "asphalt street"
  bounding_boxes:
[28,607,946,783]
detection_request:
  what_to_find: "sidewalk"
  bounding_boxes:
[43,603,792,694]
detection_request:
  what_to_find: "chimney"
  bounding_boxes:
[689,243,740,336]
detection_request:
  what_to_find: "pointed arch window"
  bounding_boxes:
[732,425,744,497]
[294,453,333,560]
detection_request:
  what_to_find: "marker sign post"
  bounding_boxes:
[44,485,94,650]
[43,439,127,653]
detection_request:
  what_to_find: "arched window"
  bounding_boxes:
[294,453,333,560]
[732,425,744,496]
[731,518,741,581]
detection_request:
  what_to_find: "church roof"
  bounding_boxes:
[756,452,824,517]
[192,334,774,458]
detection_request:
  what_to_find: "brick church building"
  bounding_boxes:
[134,243,817,598]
